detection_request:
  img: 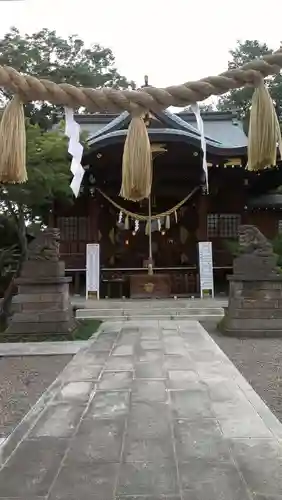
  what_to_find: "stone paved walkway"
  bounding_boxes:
[0,340,88,356]
[0,320,282,499]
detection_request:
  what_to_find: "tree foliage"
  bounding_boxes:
[0,121,72,281]
[218,40,282,128]
[0,215,18,248]
[0,27,133,317]
[1,121,72,225]
[0,27,135,129]
[0,122,72,313]
[0,27,133,228]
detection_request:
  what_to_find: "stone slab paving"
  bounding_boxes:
[0,320,282,499]
[0,340,89,357]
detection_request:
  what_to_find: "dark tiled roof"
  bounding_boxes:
[75,109,247,150]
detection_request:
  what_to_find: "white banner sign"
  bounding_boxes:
[86,243,100,300]
[198,241,214,298]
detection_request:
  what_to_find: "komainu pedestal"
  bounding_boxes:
[223,225,282,337]
[6,228,75,336]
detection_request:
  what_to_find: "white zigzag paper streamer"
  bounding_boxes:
[64,107,85,197]
[190,103,208,193]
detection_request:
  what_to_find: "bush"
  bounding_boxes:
[0,245,19,297]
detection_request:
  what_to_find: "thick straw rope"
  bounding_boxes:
[0,48,282,112]
[97,186,200,220]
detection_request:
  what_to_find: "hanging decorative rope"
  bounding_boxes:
[124,215,130,229]
[120,111,152,201]
[248,80,282,170]
[97,186,200,221]
[1,46,282,184]
[0,96,26,183]
[0,47,282,111]
[165,215,171,230]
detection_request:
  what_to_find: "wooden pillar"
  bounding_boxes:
[196,193,209,294]
[197,193,208,241]
[88,196,100,242]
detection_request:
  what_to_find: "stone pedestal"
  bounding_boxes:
[6,260,75,336]
[223,274,282,337]
[223,224,282,337]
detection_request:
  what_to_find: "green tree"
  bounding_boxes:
[0,121,72,320]
[0,216,19,299]
[0,27,135,129]
[184,102,217,112]
[218,40,282,131]
[1,121,72,253]
[0,215,18,248]
[0,27,134,322]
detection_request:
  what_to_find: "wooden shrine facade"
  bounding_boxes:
[52,110,282,298]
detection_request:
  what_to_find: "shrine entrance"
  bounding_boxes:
[96,186,202,299]
[56,110,251,299]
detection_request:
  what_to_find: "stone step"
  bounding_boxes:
[79,315,222,322]
[76,307,224,320]
[72,298,228,310]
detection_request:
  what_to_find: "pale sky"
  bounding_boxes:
[0,0,282,93]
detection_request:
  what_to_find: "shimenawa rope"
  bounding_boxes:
[0,47,282,111]
[0,46,282,196]
[97,186,200,220]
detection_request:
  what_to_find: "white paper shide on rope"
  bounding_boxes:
[64,107,85,197]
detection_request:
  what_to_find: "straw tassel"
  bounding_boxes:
[124,215,130,230]
[120,113,152,201]
[174,211,178,223]
[248,81,282,171]
[0,95,27,183]
[165,215,170,230]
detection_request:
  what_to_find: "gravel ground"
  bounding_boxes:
[201,320,282,423]
[0,355,72,437]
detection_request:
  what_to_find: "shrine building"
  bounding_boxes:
[51,109,282,298]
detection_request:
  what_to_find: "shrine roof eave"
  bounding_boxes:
[248,193,282,209]
[85,109,222,145]
[82,128,247,165]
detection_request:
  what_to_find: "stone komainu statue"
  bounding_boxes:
[234,224,278,277]
[27,228,60,262]
[238,225,274,257]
